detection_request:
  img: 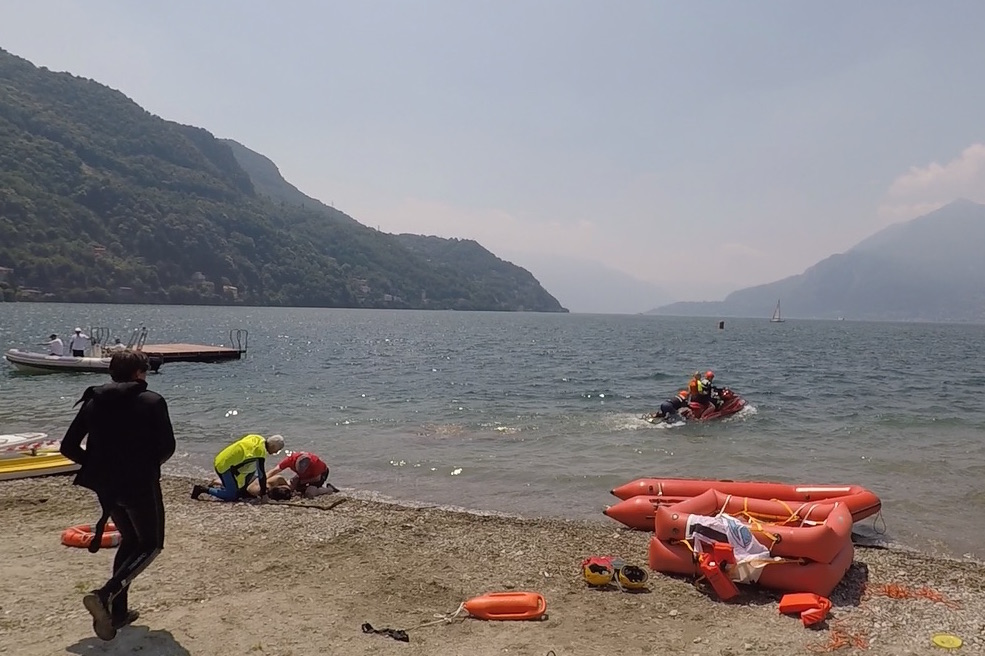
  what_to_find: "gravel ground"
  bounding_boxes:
[0,474,981,655]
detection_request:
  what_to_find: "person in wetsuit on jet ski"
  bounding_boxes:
[653,389,690,422]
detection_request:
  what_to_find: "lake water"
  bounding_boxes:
[2,303,984,558]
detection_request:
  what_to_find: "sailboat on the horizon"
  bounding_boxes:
[770,299,785,323]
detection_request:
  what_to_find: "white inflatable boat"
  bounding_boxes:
[3,349,112,374]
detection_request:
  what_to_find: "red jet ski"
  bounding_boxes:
[685,387,746,420]
[642,388,747,424]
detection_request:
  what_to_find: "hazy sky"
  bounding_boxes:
[3,1,984,305]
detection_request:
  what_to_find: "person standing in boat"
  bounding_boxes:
[40,333,64,356]
[69,327,90,357]
[59,350,176,641]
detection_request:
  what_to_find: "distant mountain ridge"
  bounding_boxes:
[220,139,362,228]
[648,199,985,322]
[223,139,568,312]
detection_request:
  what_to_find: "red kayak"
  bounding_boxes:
[604,477,882,531]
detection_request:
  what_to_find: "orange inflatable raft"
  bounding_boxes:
[648,535,854,597]
[653,489,854,564]
[606,477,881,530]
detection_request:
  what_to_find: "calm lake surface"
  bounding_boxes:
[2,303,984,558]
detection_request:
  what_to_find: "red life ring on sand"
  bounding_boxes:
[61,523,121,549]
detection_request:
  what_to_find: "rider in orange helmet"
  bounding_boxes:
[696,370,723,410]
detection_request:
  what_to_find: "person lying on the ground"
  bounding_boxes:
[263,451,337,497]
[249,472,337,499]
[203,472,334,501]
[244,474,293,500]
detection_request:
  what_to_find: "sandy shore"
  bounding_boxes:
[0,475,982,656]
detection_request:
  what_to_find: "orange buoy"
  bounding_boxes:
[61,523,121,549]
[779,592,832,627]
[463,591,547,621]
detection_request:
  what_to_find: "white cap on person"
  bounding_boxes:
[266,434,285,453]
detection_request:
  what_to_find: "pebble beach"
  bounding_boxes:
[0,475,982,655]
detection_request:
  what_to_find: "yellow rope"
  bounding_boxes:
[740,514,781,548]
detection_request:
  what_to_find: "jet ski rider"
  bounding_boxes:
[693,370,723,410]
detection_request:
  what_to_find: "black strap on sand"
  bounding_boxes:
[88,501,112,554]
[361,622,409,643]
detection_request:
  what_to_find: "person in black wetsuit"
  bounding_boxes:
[652,389,690,421]
[60,349,175,641]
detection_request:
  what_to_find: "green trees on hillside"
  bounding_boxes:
[0,48,566,312]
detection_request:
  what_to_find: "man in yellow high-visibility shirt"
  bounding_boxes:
[191,434,284,501]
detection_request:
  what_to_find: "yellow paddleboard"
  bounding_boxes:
[0,452,80,481]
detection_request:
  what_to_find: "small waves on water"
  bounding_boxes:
[3,305,985,559]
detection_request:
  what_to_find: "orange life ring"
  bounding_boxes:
[61,523,121,549]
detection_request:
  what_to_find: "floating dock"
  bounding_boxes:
[139,328,248,365]
[141,343,243,364]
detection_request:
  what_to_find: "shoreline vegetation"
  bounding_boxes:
[2,475,983,655]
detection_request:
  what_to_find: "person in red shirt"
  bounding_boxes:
[265,451,335,497]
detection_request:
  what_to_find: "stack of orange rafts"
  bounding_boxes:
[604,478,882,597]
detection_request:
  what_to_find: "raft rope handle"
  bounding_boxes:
[871,510,887,536]
[771,498,801,524]
[362,601,468,642]
[706,494,784,549]
[413,602,468,630]
[677,536,805,572]
[676,538,702,566]
[739,513,781,549]
[734,497,803,527]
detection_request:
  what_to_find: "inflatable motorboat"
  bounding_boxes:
[3,349,162,374]
[4,349,113,374]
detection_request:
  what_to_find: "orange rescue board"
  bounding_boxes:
[463,592,547,621]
